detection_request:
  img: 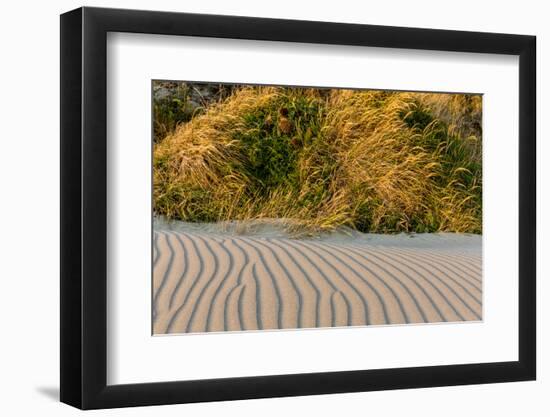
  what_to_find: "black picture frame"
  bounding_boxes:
[60,6,536,410]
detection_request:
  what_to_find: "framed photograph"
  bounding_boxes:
[60,6,536,409]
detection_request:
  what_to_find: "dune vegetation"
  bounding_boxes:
[153,83,482,234]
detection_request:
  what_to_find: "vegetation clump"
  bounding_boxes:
[153,84,482,234]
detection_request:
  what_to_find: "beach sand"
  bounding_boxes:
[152,223,482,334]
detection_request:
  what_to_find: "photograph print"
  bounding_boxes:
[152,81,483,335]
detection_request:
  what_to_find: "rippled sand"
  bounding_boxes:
[152,222,482,334]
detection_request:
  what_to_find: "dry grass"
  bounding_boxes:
[153,85,482,234]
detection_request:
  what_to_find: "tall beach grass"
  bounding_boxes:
[153,84,482,234]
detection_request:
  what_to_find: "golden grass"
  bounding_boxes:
[154,86,482,234]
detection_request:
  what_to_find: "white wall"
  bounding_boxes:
[0,0,546,415]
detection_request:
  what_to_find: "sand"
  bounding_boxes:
[152,222,482,334]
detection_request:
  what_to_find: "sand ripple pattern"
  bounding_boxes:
[153,231,482,334]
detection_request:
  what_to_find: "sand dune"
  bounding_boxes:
[152,229,482,334]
